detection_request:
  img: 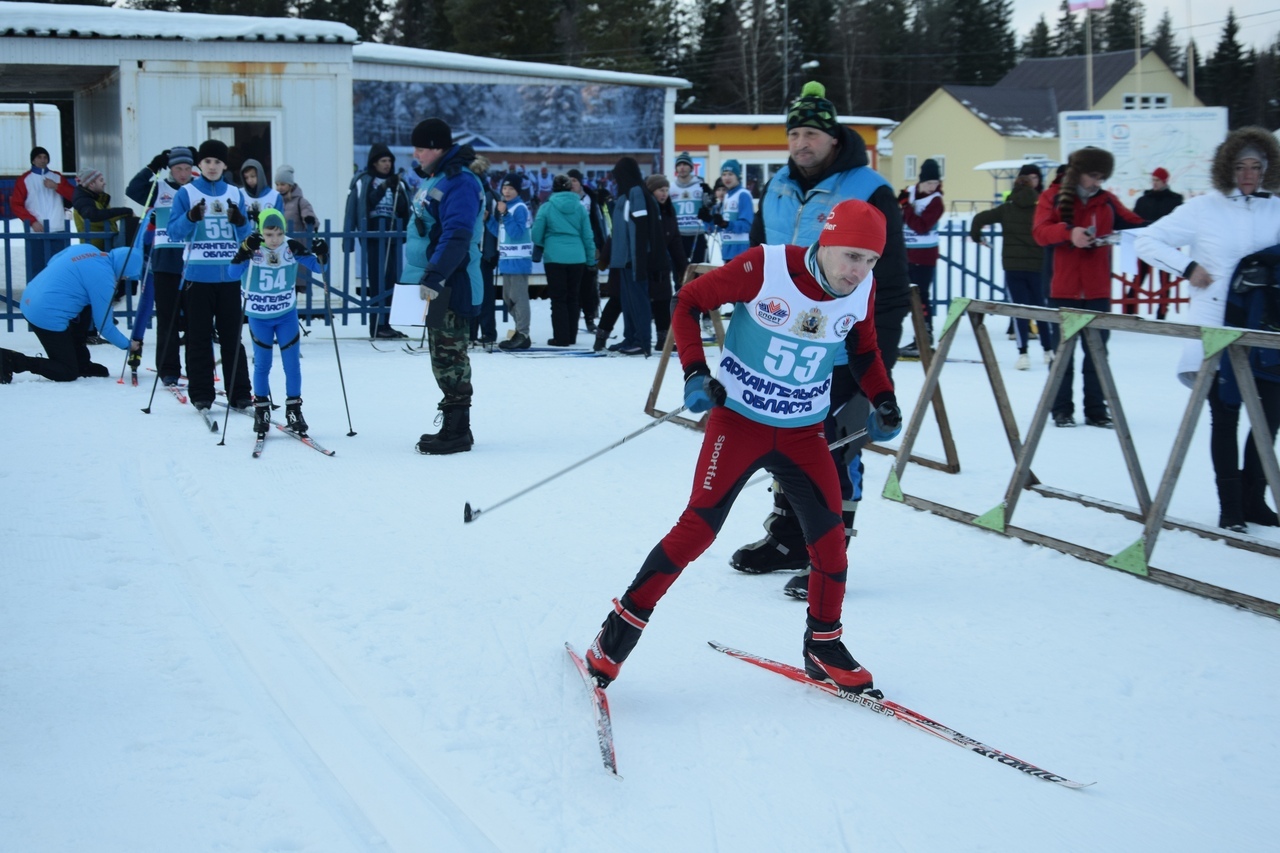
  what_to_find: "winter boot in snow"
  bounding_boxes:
[253,398,272,436]
[1243,469,1280,527]
[583,595,652,688]
[784,500,858,600]
[592,329,609,353]
[730,482,810,573]
[416,406,472,455]
[1216,475,1247,533]
[0,348,15,384]
[284,397,308,435]
[803,616,874,694]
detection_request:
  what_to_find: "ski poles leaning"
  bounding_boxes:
[319,250,357,437]
[141,233,196,415]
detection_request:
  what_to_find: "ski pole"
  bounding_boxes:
[321,249,357,436]
[142,232,196,414]
[464,405,688,523]
[119,247,157,385]
[216,289,250,445]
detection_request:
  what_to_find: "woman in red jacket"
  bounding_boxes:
[1032,146,1145,428]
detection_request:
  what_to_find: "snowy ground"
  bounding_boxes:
[2,301,1277,853]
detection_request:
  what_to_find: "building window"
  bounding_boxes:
[1122,93,1171,109]
[904,155,917,181]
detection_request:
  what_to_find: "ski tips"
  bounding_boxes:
[464,502,478,523]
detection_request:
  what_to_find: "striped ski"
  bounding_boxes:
[708,642,1091,789]
[565,642,620,778]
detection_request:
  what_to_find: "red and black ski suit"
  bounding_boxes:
[623,244,893,625]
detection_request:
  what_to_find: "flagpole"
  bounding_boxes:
[1085,9,1094,110]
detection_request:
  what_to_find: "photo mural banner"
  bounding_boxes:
[353,80,664,162]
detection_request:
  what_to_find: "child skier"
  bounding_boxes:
[584,199,901,694]
[227,208,328,436]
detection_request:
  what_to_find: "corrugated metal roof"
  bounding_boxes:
[0,1,357,44]
[354,43,689,90]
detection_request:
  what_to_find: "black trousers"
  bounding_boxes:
[545,262,584,345]
[1208,377,1280,484]
[13,318,107,381]
[152,269,185,379]
[184,279,251,406]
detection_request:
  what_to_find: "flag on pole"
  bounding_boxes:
[1068,0,1106,10]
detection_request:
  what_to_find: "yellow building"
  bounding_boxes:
[673,114,896,196]
[884,49,1202,210]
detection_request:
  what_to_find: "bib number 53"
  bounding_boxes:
[763,338,825,383]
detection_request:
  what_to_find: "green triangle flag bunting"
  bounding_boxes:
[1058,310,1095,341]
[941,298,970,337]
[1201,327,1243,361]
[1104,539,1149,576]
[972,503,1006,532]
[883,470,904,502]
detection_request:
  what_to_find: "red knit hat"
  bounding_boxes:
[1152,167,1170,182]
[818,199,887,253]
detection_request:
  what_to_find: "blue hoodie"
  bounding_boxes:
[20,246,132,349]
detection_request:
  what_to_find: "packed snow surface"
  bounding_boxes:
[2,304,1277,852]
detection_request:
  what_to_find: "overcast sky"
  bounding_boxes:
[1010,1,1280,50]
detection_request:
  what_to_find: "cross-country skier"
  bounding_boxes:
[226,208,328,436]
[583,199,901,693]
[1,245,142,383]
[166,139,254,411]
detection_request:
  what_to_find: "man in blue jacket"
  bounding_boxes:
[403,118,485,455]
[2,245,142,383]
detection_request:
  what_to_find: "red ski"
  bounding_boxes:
[709,642,1092,789]
[565,642,620,778]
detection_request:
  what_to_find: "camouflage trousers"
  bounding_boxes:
[429,309,474,409]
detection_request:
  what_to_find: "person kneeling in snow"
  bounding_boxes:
[226,208,328,436]
[1,245,142,383]
[584,199,900,694]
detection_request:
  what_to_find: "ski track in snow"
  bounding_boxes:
[2,302,1278,852]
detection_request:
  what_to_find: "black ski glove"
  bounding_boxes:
[127,340,143,370]
[187,199,206,222]
[233,233,263,263]
[311,239,329,265]
[287,238,310,256]
[303,215,317,229]
[713,214,728,229]
[246,203,261,223]
[226,200,246,226]
[867,397,902,442]
[148,150,170,173]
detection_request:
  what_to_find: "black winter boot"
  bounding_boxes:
[0,348,15,384]
[784,501,858,600]
[253,398,272,436]
[730,482,810,573]
[416,406,472,455]
[284,397,308,435]
[583,595,652,688]
[1217,475,1247,533]
[1242,469,1279,526]
[592,329,609,353]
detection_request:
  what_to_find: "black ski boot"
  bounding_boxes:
[284,397,308,435]
[730,482,810,573]
[1243,469,1279,527]
[416,406,473,455]
[253,397,272,436]
[592,329,609,353]
[584,595,652,688]
[1217,475,1247,532]
[0,348,15,384]
[784,500,859,600]
[803,615,875,694]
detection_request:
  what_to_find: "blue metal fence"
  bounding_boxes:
[2,218,1005,334]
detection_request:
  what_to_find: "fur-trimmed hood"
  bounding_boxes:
[1211,126,1280,194]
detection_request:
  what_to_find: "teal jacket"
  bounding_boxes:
[532,191,595,265]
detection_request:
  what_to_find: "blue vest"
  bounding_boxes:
[717,244,870,427]
[407,168,486,307]
[761,166,889,247]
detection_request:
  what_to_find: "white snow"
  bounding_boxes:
[1,302,1277,852]
[0,1,357,43]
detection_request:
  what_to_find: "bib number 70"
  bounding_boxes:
[763,337,825,383]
